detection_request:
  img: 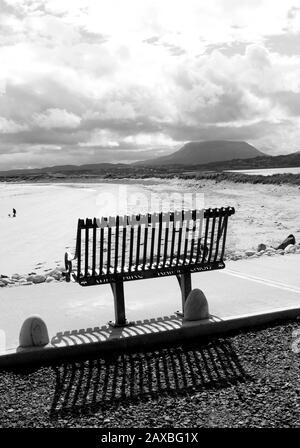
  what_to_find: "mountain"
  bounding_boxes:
[135,140,265,166]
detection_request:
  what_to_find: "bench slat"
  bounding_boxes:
[129,226,135,271]
[214,214,223,262]
[208,215,216,263]
[142,225,148,270]
[114,216,120,273]
[121,225,127,273]
[107,226,112,274]
[99,227,104,275]
[169,217,176,266]
[135,223,142,271]
[201,214,210,264]
[92,218,97,276]
[162,224,169,268]
[156,212,163,269]
[149,224,156,269]
[176,222,183,267]
[220,214,228,260]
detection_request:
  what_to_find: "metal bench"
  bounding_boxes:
[65,207,235,326]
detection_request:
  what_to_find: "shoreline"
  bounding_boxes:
[1,170,300,186]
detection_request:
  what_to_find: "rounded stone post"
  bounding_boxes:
[184,288,209,321]
[18,315,50,351]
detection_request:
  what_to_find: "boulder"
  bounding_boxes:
[1,278,14,284]
[46,276,55,283]
[257,243,266,252]
[184,289,209,321]
[48,269,62,280]
[19,315,49,348]
[32,274,46,284]
[18,278,27,283]
[276,234,296,250]
[284,244,297,254]
[11,273,21,280]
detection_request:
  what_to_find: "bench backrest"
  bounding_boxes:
[73,207,235,284]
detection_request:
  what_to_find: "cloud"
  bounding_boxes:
[0,116,28,133]
[33,108,81,129]
[1,0,300,169]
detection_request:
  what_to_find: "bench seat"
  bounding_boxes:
[65,207,235,326]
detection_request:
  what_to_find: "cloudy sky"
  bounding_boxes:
[1,0,300,169]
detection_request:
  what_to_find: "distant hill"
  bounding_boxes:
[1,145,300,180]
[0,162,126,177]
[135,140,265,166]
[191,150,300,171]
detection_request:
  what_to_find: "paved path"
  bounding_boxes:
[0,254,299,355]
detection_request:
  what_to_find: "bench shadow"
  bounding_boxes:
[49,338,251,419]
[50,315,183,347]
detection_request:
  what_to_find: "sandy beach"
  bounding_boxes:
[0,178,299,278]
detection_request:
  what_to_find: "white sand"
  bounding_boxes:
[0,179,299,277]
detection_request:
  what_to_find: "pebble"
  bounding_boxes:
[245,250,256,257]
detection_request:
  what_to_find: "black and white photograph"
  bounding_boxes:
[0,0,300,437]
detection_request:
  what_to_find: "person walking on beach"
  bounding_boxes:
[12,208,16,218]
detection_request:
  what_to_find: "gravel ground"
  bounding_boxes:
[0,319,300,428]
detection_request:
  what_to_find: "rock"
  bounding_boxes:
[184,289,209,321]
[31,275,46,284]
[284,244,297,254]
[18,278,27,283]
[276,249,285,255]
[245,250,256,257]
[266,247,276,252]
[45,276,55,283]
[257,243,267,252]
[19,315,49,348]
[11,273,21,280]
[0,281,6,287]
[0,278,14,285]
[276,234,296,250]
[47,269,62,280]
[231,253,243,261]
